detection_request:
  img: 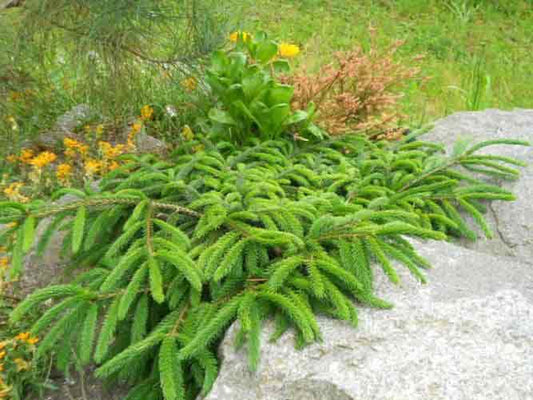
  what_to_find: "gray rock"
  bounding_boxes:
[135,132,168,155]
[205,109,533,400]
[0,0,22,9]
[34,104,95,148]
[205,241,533,400]
[423,109,533,261]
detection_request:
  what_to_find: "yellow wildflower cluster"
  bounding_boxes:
[0,257,8,269]
[2,106,156,198]
[0,331,39,396]
[278,43,300,58]
[2,182,29,203]
[229,31,252,43]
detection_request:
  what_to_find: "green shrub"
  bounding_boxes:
[206,31,322,144]
[1,130,528,399]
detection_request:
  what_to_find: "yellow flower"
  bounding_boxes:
[98,142,125,159]
[14,358,31,372]
[3,182,29,203]
[0,257,8,269]
[3,182,22,197]
[192,144,205,153]
[6,155,18,163]
[127,122,143,151]
[15,332,30,342]
[19,149,34,164]
[63,138,89,157]
[180,77,198,92]
[108,161,120,171]
[6,222,17,229]
[0,352,5,360]
[279,43,300,58]
[181,125,195,141]
[140,105,154,121]
[64,149,77,159]
[30,151,57,169]
[56,163,73,184]
[27,337,39,345]
[84,159,101,176]
[95,124,104,137]
[64,138,82,149]
[229,31,251,43]
[6,116,17,131]
[9,91,22,101]
[131,122,143,133]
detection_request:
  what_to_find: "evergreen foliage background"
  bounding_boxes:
[0,0,228,151]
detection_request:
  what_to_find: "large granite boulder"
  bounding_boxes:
[423,109,533,261]
[206,241,533,400]
[204,109,533,400]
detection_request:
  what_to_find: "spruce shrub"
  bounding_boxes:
[1,132,528,399]
[0,29,530,400]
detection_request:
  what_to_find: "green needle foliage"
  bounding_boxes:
[1,132,528,399]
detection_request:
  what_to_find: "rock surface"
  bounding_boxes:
[31,104,95,149]
[424,109,533,261]
[205,109,533,400]
[206,241,533,400]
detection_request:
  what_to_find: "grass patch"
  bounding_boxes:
[229,0,533,124]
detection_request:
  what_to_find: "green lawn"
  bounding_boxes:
[230,0,533,125]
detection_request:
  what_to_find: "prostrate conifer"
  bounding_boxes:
[1,131,528,400]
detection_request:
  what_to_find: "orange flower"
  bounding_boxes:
[29,151,57,169]
[27,337,39,345]
[15,332,30,342]
[64,138,82,149]
[63,138,89,157]
[108,161,120,171]
[19,149,34,164]
[0,257,9,269]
